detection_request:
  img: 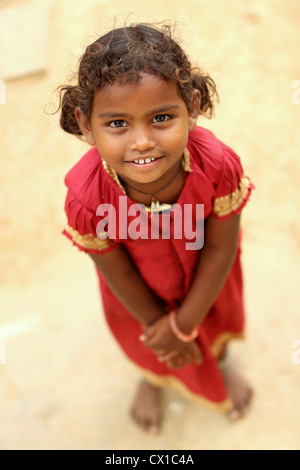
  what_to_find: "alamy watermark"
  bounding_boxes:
[291,80,300,104]
[0,80,6,104]
[0,340,6,365]
[291,340,300,365]
[96,196,204,250]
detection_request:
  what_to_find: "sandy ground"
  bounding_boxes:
[0,0,300,450]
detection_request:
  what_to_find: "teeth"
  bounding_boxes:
[133,157,157,164]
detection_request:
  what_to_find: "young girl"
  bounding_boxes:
[58,23,254,434]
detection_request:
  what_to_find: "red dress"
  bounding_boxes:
[63,126,254,411]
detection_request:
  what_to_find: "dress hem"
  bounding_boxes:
[128,331,245,413]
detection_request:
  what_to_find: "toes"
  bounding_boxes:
[130,381,162,433]
[228,405,245,421]
[148,424,159,434]
[228,388,254,421]
[242,387,254,413]
[130,407,160,434]
[138,418,160,434]
[228,408,241,421]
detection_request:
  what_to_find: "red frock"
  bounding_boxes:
[63,126,254,411]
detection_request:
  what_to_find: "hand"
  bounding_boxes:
[164,342,202,370]
[140,315,202,368]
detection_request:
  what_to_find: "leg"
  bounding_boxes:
[130,379,163,434]
[218,345,254,420]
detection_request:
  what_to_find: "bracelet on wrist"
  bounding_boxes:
[169,311,198,343]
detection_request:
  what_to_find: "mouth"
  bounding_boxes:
[125,155,163,169]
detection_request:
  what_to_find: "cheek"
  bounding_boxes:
[96,137,125,163]
[163,124,189,148]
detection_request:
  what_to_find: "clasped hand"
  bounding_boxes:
[140,315,202,370]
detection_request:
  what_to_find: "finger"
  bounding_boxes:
[160,345,193,366]
[150,346,171,357]
[173,357,184,370]
[171,345,199,368]
[157,350,179,362]
[167,358,183,370]
[167,349,191,369]
[179,349,193,365]
[166,344,201,369]
[139,326,156,343]
[191,342,202,364]
[166,359,176,369]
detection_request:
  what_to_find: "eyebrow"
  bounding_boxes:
[97,104,180,119]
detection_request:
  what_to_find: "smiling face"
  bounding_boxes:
[76,74,199,189]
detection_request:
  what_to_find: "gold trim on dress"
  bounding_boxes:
[101,159,126,194]
[182,148,192,172]
[210,331,245,358]
[101,149,192,213]
[132,362,232,412]
[64,224,113,251]
[128,329,245,412]
[213,176,250,217]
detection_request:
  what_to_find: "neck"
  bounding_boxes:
[122,161,186,206]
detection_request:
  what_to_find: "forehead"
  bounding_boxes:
[92,74,186,116]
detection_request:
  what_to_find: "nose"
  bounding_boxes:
[129,126,155,152]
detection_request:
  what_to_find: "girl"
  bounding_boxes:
[58,23,254,434]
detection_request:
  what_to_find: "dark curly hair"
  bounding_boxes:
[56,23,218,135]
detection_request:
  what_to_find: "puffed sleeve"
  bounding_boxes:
[212,144,254,220]
[63,189,120,255]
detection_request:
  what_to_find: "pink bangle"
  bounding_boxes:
[169,311,198,343]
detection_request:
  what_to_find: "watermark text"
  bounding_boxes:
[292,80,300,104]
[96,197,204,250]
[291,340,300,365]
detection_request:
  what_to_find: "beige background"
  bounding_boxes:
[0,0,299,450]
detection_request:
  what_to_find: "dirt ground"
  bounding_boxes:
[0,0,299,450]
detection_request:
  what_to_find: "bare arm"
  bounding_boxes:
[88,246,166,327]
[143,213,241,361]
[88,245,202,368]
[176,213,241,334]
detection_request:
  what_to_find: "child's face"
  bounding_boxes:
[76,73,199,186]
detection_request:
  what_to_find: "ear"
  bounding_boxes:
[75,106,96,146]
[188,90,201,132]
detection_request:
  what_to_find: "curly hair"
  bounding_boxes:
[56,23,218,135]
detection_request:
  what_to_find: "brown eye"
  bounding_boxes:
[108,120,127,128]
[153,114,170,123]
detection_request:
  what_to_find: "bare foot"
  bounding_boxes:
[130,380,163,434]
[220,358,254,421]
